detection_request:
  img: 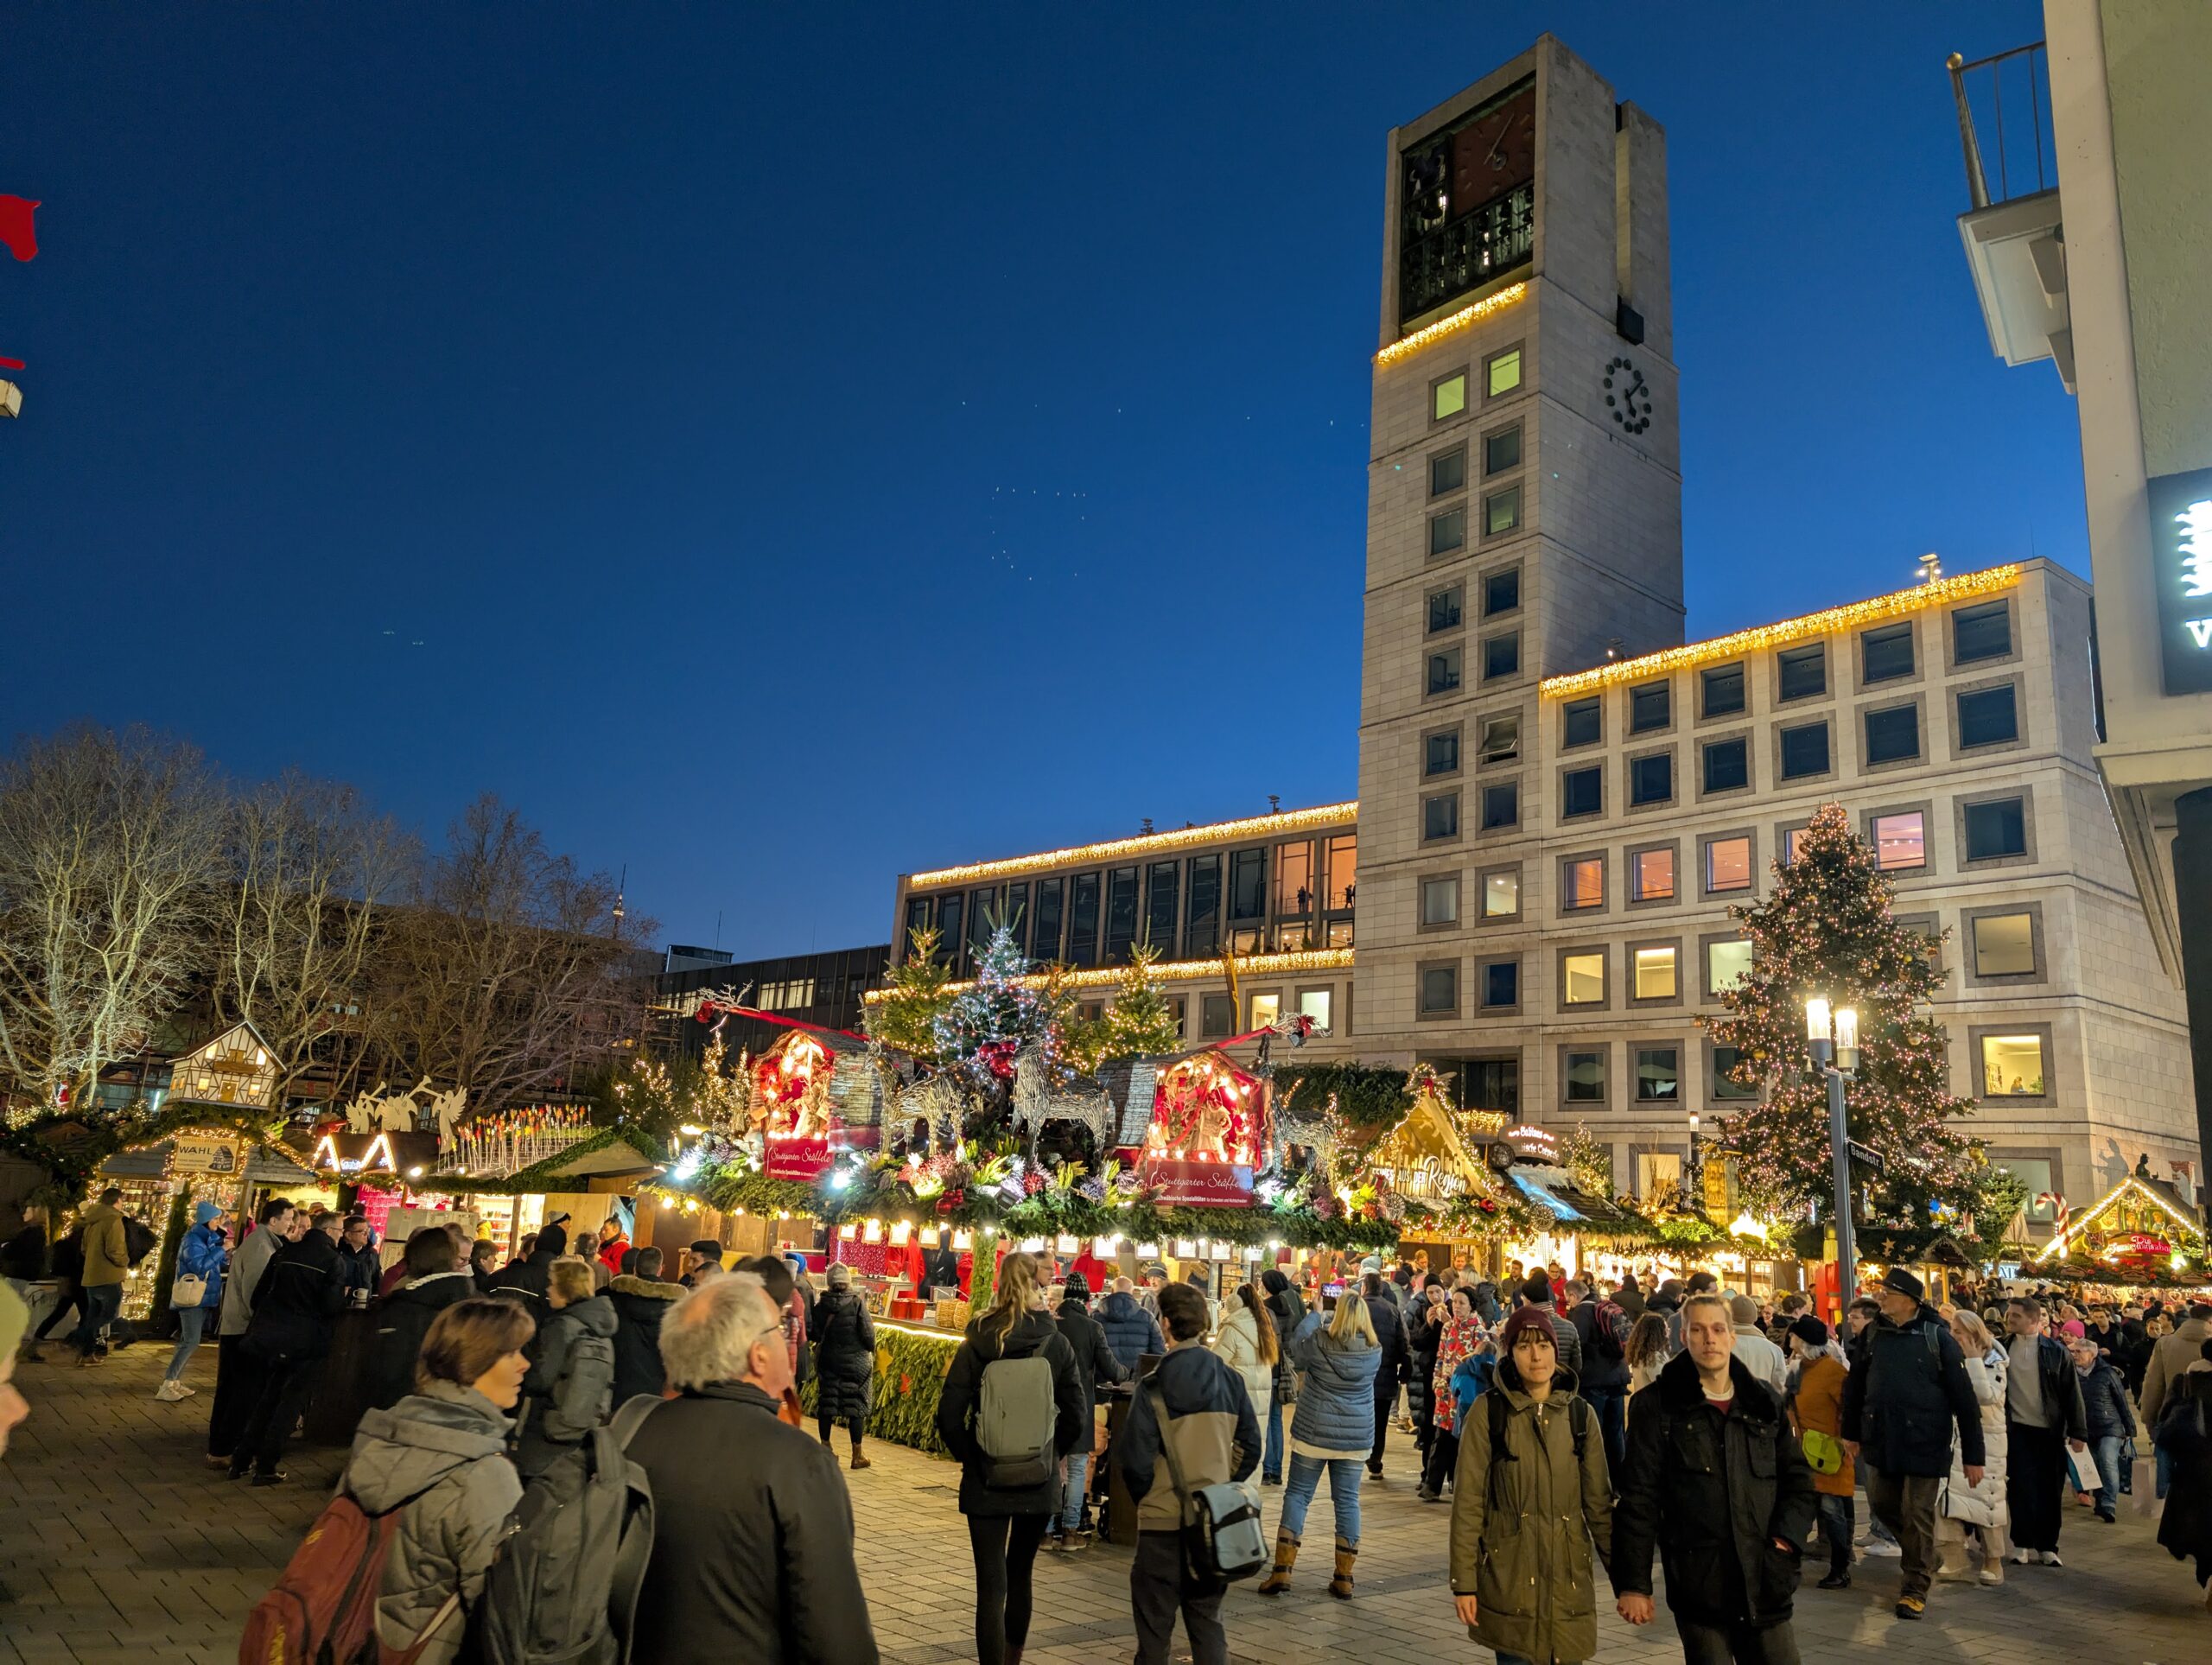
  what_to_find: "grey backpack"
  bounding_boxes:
[475,1422,653,1665]
[976,1330,1058,1489]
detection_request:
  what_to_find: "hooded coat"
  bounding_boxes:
[78,1201,130,1287]
[514,1291,617,1478]
[174,1217,228,1311]
[1611,1350,1815,1632]
[343,1381,524,1665]
[811,1284,877,1421]
[1448,1368,1613,1665]
[365,1270,480,1413]
[607,1273,683,1405]
[1940,1347,2009,1528]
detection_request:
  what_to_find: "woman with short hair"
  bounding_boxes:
[340,1298,531,1663]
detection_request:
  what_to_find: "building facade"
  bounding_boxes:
[652,943,891,1061]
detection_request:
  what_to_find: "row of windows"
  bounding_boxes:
[1557,600,2016,747]
[904,836,1357,970]
[1427,567,1521,632]
[1430,347,1523,425]
[1417,937,1752,1014]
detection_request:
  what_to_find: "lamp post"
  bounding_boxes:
[1806,996,1860,1307]
[1686,1109,1702,1207]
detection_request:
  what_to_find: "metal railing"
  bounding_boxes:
[1947,41,2055,210]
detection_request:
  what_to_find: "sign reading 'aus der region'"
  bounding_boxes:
[2149,464,2212,696]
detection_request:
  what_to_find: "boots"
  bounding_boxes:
[1256,1528,1300,1595]
[1328,1536,1357,1599]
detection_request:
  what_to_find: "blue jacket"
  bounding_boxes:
[1286,1309,1382,1452]
[1448,1349,1497,1429]
[175,1223,228,1311]
[1097,1290,1165,1372]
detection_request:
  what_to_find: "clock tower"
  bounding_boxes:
[1356,35,1683,1054]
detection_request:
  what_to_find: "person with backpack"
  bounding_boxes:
[934,1249,1085,1665]
[1117,1282,1262,1665]
[1448,1305,1611,1665]
[366,1227,480,1413]
[811,1261,877,1471]
[60,1187,130,1364]
[1566,1277,1630,1482]
[1612,1291,1815,1662]
[515,1255,618,1480]
[1259,1281,1382,1598]
[155,1201,227,1401]
[485,1220,565,1312]
[607,1243,683,1404]
[1053,1269,1128,1549]
[232,1210,349,1484]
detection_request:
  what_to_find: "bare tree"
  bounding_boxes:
[0,727,225,1115]
[211,772,417,1113]
[365,794,654,1113]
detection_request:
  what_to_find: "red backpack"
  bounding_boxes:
[238,1485,454,1665]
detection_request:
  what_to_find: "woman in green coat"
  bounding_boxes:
[1447,1306,1612,1665]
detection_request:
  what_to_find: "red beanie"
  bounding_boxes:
[1498,1306,1559,1357]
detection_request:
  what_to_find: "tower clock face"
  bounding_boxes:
[1397,76,1537,326]
[1604,355,1652,435]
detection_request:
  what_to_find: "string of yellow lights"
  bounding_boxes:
[907,802,1357,889]
[862,945,1356,1003]
[1374,282,1530,368]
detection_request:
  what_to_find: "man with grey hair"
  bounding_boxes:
[622,1273,878,1662]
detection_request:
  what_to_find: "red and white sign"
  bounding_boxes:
[1141,1158,1255,1208]
[766,1136,832,1182]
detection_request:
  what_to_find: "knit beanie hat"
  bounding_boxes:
[1520,1271,1554,1307]
[193,1200,220,1227]
[1498,1305,1558,1357]
[1789,1315,1830,1350]
[1062,1270,1090,1300]
[827,1262,850,1289]
[1728,1293,1759,1326]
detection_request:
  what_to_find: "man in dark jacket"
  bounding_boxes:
[626,1272,880,1663]
[811,1262,876,1470]
[1839,1268,1985,1618]
[1117,1282,1261,1665]
[1567,1277,1632,1481]
[1052,1270,1127,1547]
[1361,1273,1408,1479]
[484,1219,565,1311]
[2003,1295,2089,1563]
[2065,1332,2135,1522]
[336,1215,380,1302]
[1099,1279,1166,1373]
[365,1227,478,1411]
[608,1244,683,1405]
[1613,1292,1816,1663]
[231,1210,348,1483]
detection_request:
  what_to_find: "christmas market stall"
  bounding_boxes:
[2034,1154,2208,1287]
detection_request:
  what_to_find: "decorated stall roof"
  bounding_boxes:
[163,1020,278,1111]
[2036,1156,2206,1268]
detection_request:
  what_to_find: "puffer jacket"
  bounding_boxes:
[174,1223,228,1311]
[366,1270,480,1413]
[1096,1289,1164,1372]
[78,1201,129,1287]
[515,1293,617,1478]
[1941,1348,2009,1528]
[607,1273,683,1404]
[1209,1300,1274,1435]
[1285,1309,1382,1452]
[2075,1357,2137,1441]
[344,1380,523,1665]
[1448,1373,1613,1665]
[812,1286,877,1421]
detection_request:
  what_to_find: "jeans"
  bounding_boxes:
[1263,1394,1286,1483]
[967,1513,1048,1665]
[164,1305,207,1382]
[1131,1528,1225,1665]
[1582,1382,1627,1483]
[67,1281,123,1352]
[1675,1618,1802,1664]
[1279,1452,1361,1545]
[1815,1493,1854,1578]
[1862,1466,1940,1599]
[1059,1450,1090,1530]
[2082,1433,2124,1515]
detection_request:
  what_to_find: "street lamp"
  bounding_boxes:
[1806,995,1860,1312]
[1686,1109,1701,1204]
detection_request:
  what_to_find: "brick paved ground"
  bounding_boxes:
[3,1339,2208,1662]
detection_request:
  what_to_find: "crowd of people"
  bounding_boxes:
[9,1202,2212,1663]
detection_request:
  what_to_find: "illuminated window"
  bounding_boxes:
[1483,632,1520,680]
[1563,856,1604,910]
[1480,781,1518,829]
[1629,753,1673,805]
[1636,1046,1680,1101]
[1249,993,1281,1030]
[1702,664,1746,716]
[1483,567,1521,616]
[1298,988,1333,1029]
[1872,811,1925,871]
[1980,1033,2045,1097]
[1631,847,1675,901]
[1973,912,2035,976]
[1563,698,1601,747]
[1561,766,1602,819]
[1863,703,1918,765]
[1954,601,2011,664]
[1433,373,1467,421]
[1780,826,1808,865]
[1478,714,1520,764]
[1957,685,2018,748]
[1777,644,1827,702]
[1421,874,1459,926]
[1486,349,1522,398]
[1703,737,1749,792]
[1484,486,1522,537]
[1429,506,1466,557]
[1485,424,1522,474]
[1705,836,1751,893]
[1636,1151,1681,1198]
[1423,792,1459,841]
[1634,946,1677,1000]
[1323,834,1357,910]
[1428,585,1463,632]
[1274,841,1314,916]
[1419,965,1459,1015]
[1780,721,1829,779]
[1707,939,1752,992]
[1564,1050,1605,1103]
[1862,623,1915,683]
[1563,951,1605,1005]
[1430,447,1466,496]
[1483,870,1520,918]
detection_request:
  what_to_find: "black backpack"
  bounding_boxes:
[1486,1384,1589,1469]
[474,1422,653,1665]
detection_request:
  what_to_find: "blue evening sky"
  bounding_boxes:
[1,4,2075,958]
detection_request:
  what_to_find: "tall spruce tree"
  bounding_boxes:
[1702,801,1980,1222]
[932,923,1071,1090]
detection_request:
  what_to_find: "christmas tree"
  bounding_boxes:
[1702,801,1980,1222]
[932,922,1071,1091]
[868,925,956,1064]
[1062,945,1183,1074]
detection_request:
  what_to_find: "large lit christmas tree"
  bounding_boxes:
[1063,945,1183,1074]
[932,923,1071,1091]
[1702,801,1979,1222]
